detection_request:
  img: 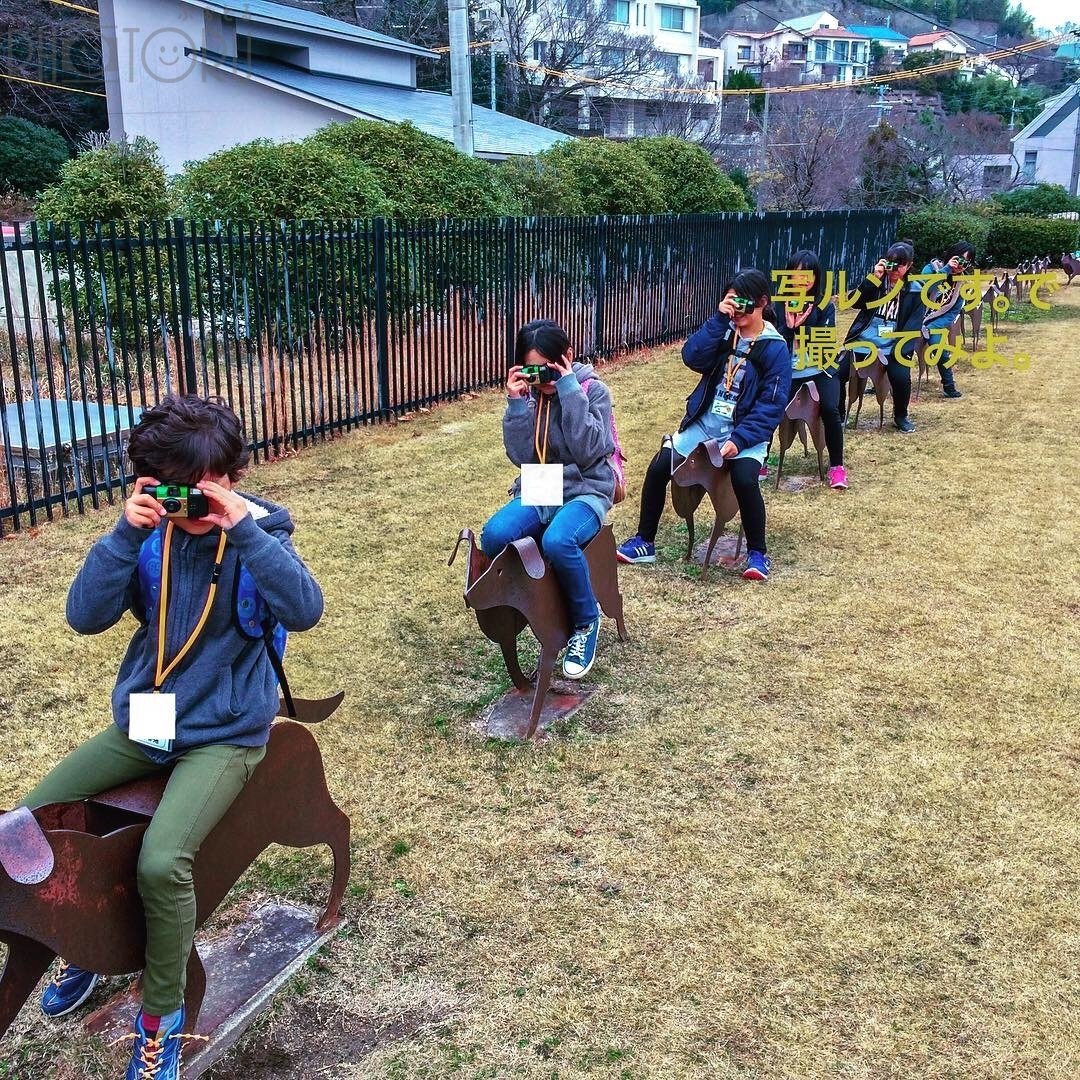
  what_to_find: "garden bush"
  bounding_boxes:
[898,204,992,265]
[991,183,1080,216]
[0,117,70,197]
[985,214,1080,267]
[624,137,749,213]
[531,140,666,216]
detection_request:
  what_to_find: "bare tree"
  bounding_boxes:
[754,88,873,210]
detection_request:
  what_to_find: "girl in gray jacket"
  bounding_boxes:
[480,320,616,680]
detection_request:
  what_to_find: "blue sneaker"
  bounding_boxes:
[124,1007,195,1080]
[41,960,100,1017]
[742,551,771,581]
[616,535,655,564]
[563,619,600,680]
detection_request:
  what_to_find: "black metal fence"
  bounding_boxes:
[0,209,898,533]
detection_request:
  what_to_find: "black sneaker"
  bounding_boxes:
[894,417,916,433]
[943,387,962,399]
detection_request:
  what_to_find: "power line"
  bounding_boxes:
[42,0,99,14]
[0,71,105,96]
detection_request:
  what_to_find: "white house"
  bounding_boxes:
[494,0,724,140]
[847,24,909,66]
[1010,82,1080,194]
[97,0,570,173]
[803,27,870,82]
[907,30,968,57]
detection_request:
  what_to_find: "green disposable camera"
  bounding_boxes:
[954,256,971,271]
[730,296,756,314]
[883,260,899,271]
[142,483,210,519]
[521,363,559,386]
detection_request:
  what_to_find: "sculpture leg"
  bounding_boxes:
[701,519,725,582]
[316,805,352,932]
[735,525,744,560]
[0,933,55,1042]
[775,441,786,491]
[499,637,532,693]
[182,945,207,1034]
[525,647,558,740]
[684,511,695,561]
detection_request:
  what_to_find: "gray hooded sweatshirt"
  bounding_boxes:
[503,362,616,525]
[66,494,323,763]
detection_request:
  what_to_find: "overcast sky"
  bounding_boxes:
[1018,0,1076,33]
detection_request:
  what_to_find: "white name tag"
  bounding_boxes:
[711,395,736,420]
[129,693,176,752]
[521,464,564,507]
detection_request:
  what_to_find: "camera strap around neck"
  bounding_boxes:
[533,394,552,465]
[153,521,228,691]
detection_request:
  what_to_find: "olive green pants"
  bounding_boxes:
[22,726,265,1015]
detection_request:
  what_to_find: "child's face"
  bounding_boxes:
[172,473,231,535]
[724,288,764,329]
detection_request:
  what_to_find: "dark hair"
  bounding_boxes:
[721,268,772,305]
[942,240,976,262]
[515,319,570,366]
[886,239,915,267]
[127,394,250,484]
[787,249,824,304]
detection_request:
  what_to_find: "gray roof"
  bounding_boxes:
[184,0,437,58]
[194,53,571,157]
[1013,83,1080,143]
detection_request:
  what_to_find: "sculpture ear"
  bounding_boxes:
[0,807,55,885]
[705,440,727,470]
[510,537,546,580]
[448,528,475,568]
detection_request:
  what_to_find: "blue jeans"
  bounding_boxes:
[480,498,602,628]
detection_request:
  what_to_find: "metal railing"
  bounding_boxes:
[0,209,899,533]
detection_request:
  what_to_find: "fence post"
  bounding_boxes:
[373,217,391,417]
[592,215,607,358]
[173,218,198,396]
[503,217,516,372]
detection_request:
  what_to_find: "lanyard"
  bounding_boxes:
[533,394,552,465]
[724,334,750,395]
[154,521,228,691]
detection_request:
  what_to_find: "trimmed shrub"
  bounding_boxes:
[304,120,520,219]
[991,183,1080,216]
[0,117,70,197]
[898,204,992,265]
[533,140,666,216]
[35,136,172,224]
[176,138,392,221]
[499,154,583,216]
[985,214,1080,267]
[624,137,749,213]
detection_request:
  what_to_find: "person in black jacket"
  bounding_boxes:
[917,240,975,400]
[843,239,926,433]
[768,249,847,488]
[617,269,791,581]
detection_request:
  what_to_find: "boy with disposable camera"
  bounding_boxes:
[19,394,323,1080]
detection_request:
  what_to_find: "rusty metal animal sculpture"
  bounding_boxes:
[449,526,628,738]
[1063,253,1080,286]
[669,439,742,578]
[775,381,825,487]
[846,354,890,429]
[0,714,350,1042]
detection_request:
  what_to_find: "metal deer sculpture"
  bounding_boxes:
[449,526,628,739]
[846,354,890,429]
[0,705,350,1042]
[1062,252,1080,287]
[775,381,826,487]
[669,439,742,579]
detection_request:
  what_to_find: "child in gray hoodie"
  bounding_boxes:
[21,394,322,1080]
[481,320,616,681]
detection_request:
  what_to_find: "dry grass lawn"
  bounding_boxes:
[0,283,1077,1079]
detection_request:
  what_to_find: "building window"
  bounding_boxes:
[532,40,547,62]
[815,41,828,62]
[834,40,848,62]
[601,45,628,67]
[655,52,686,75]
[605,0,630,23]
[698,58,714,83]
[659,5,687,31]
[737,45,752,60]
[783,42,806,61]
[850,43,862,62]
[1023,150,1037,181]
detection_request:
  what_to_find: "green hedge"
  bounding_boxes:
[985,215,1080,267]
[624,137,749,213]
[897,205,992,266]
[35,136,172,224]
[305,120,520,219]
[0,117,70,197]
[991,183,1080,216]
[175,138,392,221]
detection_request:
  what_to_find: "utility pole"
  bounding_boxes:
[490,46,497,111]
[1071,85,1080,197]
[448,0,475,155]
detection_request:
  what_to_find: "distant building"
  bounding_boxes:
[846,24,909,66]
[907,30,968,57]
[98,0,570,172]
[1010,82,1080,194]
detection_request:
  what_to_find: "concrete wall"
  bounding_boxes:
[1014,101,1080,194]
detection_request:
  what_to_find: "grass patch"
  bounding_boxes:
[0,283,1078,1077]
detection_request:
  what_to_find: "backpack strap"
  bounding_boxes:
[137,529,166,623]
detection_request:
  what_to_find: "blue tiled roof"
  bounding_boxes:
[847,25,909,42]
[1054,42,1080,60]
[187,0,437,57]
[194,53,572,157]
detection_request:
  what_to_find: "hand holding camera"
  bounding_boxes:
[127,477,168,529]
